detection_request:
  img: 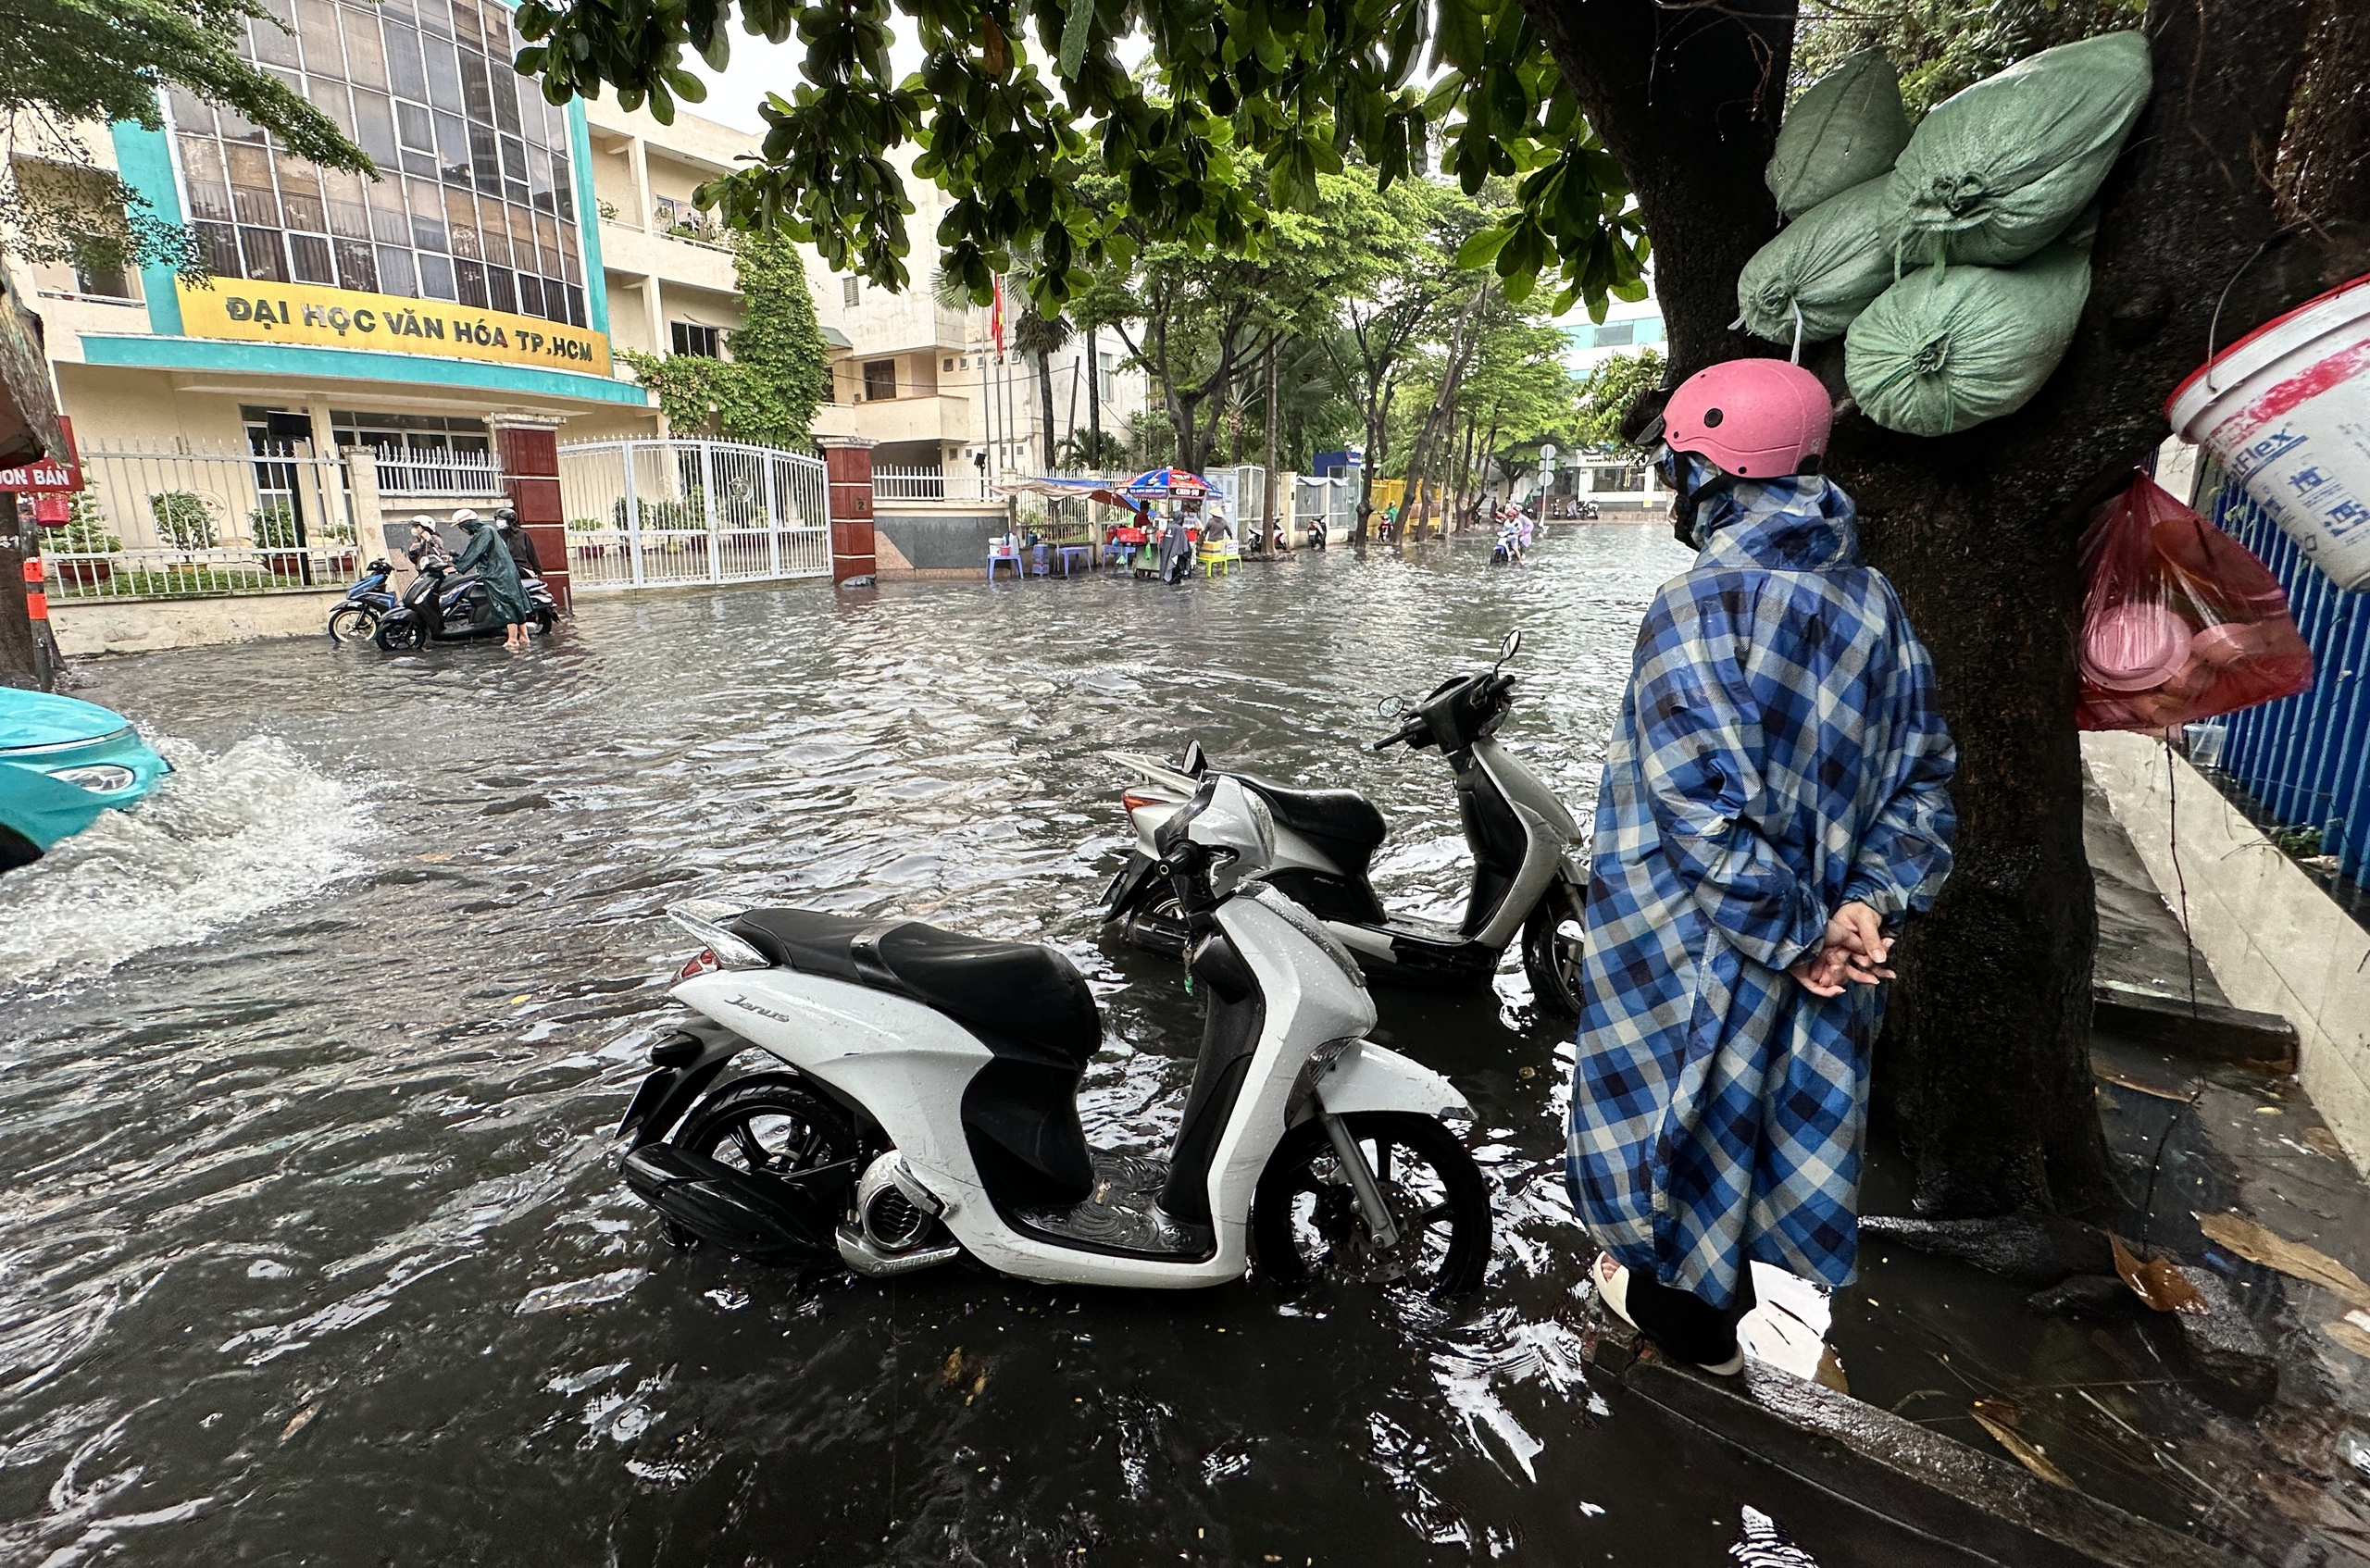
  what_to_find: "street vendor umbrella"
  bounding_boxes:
[1122,467,1210,500]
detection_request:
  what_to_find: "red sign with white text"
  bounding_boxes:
[0,417,81,492]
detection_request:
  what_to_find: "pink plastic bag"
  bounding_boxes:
[2076,475,2314,732]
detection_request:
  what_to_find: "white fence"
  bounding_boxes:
[372,446,506,497]
[873,465,985,504]
[556,438,832,591]
[47,442,368,601]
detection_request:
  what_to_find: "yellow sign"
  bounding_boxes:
[176,279,612,377]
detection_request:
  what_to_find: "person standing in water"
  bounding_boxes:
[1566,358,1957,1375]
[451,508,535,651]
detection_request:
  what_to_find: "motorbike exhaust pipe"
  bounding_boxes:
[620,1144,851,1263]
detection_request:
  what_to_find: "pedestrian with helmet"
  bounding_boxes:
[449,507,535,651]
[1566,357,1959,1375]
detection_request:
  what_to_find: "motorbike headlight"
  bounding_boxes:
[49,764,137,794]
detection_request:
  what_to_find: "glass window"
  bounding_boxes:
[342,9,383,81]
[290,232,335,283]
[672,322,720,357]
[194,222,243,277]
[455,257,487,307]
[477,214,509,268]
[490,69,520,137]
[296,0,344,76]
[485,266,516,313]
[469,124,502,192]
[424,39,463,112]
[276,154,326,231]
[433,111,471,184]
[252,0,300,67]
[354,91,398,166]
[443,186,480,256]
[415,0,453,37]
[180,138,233,223]
[549,151,572,219]
[383,20,428,100]
[1592,321,1635,348]
[395,99,434,154]
[76,256,131,299]
[451,0,483,50]
[225,143,280,226]
[864,360,896,400]
[168,88,217,136]
[515,273,543,316]
[459,51,493,120]
[418,251,455,299]
[334,238,377,291]
[376,244,416,295]
[365,177,409,243]
[240,226,288,280]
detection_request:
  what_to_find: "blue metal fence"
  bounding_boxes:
[2208,469,2370,883]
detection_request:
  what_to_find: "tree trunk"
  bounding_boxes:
[1086,327,1104,467]
[1527,0,2346,1216]
[0,495,56,691]
[1037,353,1058,470]
[1262,342,1280,550]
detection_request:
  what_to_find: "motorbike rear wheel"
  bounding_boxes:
[373,616,425,652]
[327,605,379,643]
[531,607,556,634]
[1252,1112,1490,1300]
[1521,879,1587,1019]
[674,1075,860,1187]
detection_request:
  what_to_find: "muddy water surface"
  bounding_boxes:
[3,527,2007,1566]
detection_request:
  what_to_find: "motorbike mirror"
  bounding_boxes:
[1499,628,1523,666]
[1179,740,1207,778]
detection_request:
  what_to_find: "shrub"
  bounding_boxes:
[57,490,121,553]
[149,491,218,550]
[250,502,300,548]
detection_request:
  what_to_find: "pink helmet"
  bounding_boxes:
[1660,358,1832,479]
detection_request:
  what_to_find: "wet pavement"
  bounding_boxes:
[1,525,2359,1565]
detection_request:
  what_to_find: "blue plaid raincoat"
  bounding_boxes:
[1566,476,1956,1309]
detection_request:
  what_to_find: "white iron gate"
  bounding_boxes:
[556,439,832,591]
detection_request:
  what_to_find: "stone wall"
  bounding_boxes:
[51,590,343,655]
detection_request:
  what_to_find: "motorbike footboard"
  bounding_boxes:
[622,1144,855,1263]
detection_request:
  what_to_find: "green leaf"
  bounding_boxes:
[1452,225,1511,270]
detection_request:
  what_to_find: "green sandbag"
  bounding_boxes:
[1767,51,1912,220]
[1738,177,1895,346]
[1844,244,2092,437]
[1886,31,2151,268]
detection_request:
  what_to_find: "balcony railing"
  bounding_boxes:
[368,446,506,496]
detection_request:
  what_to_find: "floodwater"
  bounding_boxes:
[0,526,2021,1565]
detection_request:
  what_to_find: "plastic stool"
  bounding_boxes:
[988,551,1022,581]
[1057,545,1091,578]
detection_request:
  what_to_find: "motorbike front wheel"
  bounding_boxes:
[327,604,379,643]
[373,616,425,652]
[1252,1112,1490,1300]
[1522,879,1587,1019]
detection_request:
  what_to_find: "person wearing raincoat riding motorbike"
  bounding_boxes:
[1565,358,1958,1375]
[451,508,535,651]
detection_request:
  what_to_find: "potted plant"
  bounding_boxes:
[250,501,306,577]
[52,490,120,587]
[568,516,609,558]
[150,491,218,577]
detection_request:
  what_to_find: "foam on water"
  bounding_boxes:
[0,732,370,987]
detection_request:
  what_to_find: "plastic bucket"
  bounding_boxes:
[2167,271,2370,591]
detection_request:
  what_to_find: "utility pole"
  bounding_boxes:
[1085,325,1103,469]
[1261,341,1280,553]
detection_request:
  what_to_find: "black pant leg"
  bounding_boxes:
[1622,1263,1757,1366]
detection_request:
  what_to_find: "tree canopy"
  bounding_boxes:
[511,0,1647,319]
[4,0,369,278]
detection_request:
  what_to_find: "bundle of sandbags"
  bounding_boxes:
[1736,31,2153,436]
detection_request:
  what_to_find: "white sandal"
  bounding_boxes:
[1591,1252,1744,1376]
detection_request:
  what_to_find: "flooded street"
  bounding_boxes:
[2,525,2007,1566]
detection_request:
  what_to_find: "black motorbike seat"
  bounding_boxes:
[730,908,1102,1068]
[1235,777,1388,850]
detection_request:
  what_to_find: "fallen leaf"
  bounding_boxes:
[2092,1064,2191,1101]
[1970,1404,2075,1489]
[2303,1126,2347,1160]
[2109,1233,2210,1315]
[2326,1320,2370,1361]
[970,1369,988,1400]
[2195,1210,2370,1312]
[1971,1395,2025,1428]
[942,1348,964,1387]
[417,852,451,863]
[279,1403,318,1443]
[509,994,530,1005]
[1815,1345,1850,1396]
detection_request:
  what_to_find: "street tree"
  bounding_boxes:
[513,0,2370,1223]
[1572,349,1664,453]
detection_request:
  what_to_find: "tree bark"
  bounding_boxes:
[1086,326,1104,466]
[1527,0,2348,1216]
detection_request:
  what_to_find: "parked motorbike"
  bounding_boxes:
[372,555,558,651]
[327,559,397,644]
[1100,630,1590,1015]
[1576,499,1601,521]
[617,777,1491,1296]
[1305,517,1328,551]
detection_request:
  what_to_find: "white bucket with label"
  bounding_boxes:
[2167,271,2370,591]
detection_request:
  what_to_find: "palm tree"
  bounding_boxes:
[1009,299,1074,471]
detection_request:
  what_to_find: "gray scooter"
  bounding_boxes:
[1100,631,1591,1014]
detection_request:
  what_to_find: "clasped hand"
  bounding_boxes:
[1789,901,1892,999]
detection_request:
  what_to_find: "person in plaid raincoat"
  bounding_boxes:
[1567,360,1957,1373]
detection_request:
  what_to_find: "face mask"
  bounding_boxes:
[1655,448,1735,550]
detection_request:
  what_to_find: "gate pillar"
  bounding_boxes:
[819,436,877,588]
[494,416,571,611]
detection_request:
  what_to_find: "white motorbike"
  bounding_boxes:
[1100,630,1591,1015]
[617,777,1491,1297]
